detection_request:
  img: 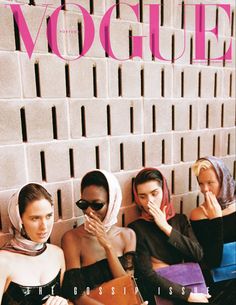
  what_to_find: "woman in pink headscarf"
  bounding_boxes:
[128,168,210,305]
[61,170,146,305]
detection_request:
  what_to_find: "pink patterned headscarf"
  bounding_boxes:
[200,156,236,210]
[133,168,176,221]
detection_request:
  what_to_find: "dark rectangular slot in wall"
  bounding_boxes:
[122,214,125,227]
[120,143,124,170]
[171,35,175,64]
[20,108,27,142]
[129,29,133,57]
[61,0,65,10]
[212,135,216,156]
[34,62,41,97]
[0,213,2,230]
[118,66,122,96]
[223,42,226,67]
[13,14,21,50]
[65,64,71,97]
[151,33,155,61]
[141,68,144,96]
[180,199,183,214]
[57,190,62,219]
[93,65,97,97]
[40,151,47,181]
[78,22,83,54]
[231,11,234,37]
[142,141,145,167]
[172,105,175,131]
[160,0,164,26]
[107,105,111,135]
[152,105,156,132]
[227,134,231,155]
[190,37,193,64]
[180,137,184,162]
[216,7,219,29]
[131,177,135,201]
[95,146,100,169]
[229,73,232,97]
[46,17,52,52]
[189,105,192,130]
[206,104,209,128]
[188,168,192,191]
[104,26,109,57]
[197,136,200,159]
[196,195,200,207]
[221,103,224,127]
[139,0,143,22]
[29,0,35,5]
[181,71,184,97]
[214,73,217,98]
[90,0,94,14]
[162,140,165,164]
[181,1,185,29]
[207,40,211,66]
[52,106,58,139]
[130,107,134,133]
[69,148,74,178]
[198,72,201,98]
[81,106,86,137]
[233,160,236,180]
[171,170,175,194]
[116,0,120,19]
[161,69,165,97]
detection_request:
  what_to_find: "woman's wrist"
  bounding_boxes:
[161,224,172,236]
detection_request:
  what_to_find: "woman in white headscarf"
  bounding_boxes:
[61,170,139,305]
[0,183,69,305]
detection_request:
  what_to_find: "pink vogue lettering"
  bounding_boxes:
[6,2,233,61]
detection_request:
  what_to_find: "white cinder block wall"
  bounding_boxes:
[0,0,235,246]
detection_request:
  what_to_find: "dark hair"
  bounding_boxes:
[18,183,53,217]
[81,171,109,199]
[134,169,163,189]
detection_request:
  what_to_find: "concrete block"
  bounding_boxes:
[198,100,222,129]
[36,55,66,98]
[222,69,235,98]
[26,142,71,183]
[69,58,107,98]
[118,205,140,227]
[172,163,192,195]
[0,189,16,233]
[110,135,144,172]
[25,100,69,142]
[120,61,142,98]
[171,100,198,131]
[173,131,198,164]
[73,179,83,218]
[46,181,74,221]
[0,5,15,51]
[115,170,137,208]
[220,128,236,156]
[50,217,84,246]
[69,99,107,138]
[143,99,172,133]
[0,53,21,98]
[223,100,235,127]
[0,101,22,144]
[0,145,26,190]
[144,133,172,166]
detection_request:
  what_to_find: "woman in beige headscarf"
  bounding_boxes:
[0,183,69,305]
[61,170,145,305]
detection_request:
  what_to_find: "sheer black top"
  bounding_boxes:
[2,270,61,305]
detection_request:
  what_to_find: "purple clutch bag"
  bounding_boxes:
[155,262,207,305]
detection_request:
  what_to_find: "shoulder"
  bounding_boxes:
[62,227,82,246]
[190,206,207,221]
[47,243,64,257]
[120,227,136,243]
[0,251,14,276]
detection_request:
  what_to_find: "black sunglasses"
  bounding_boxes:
[76,199,106,211]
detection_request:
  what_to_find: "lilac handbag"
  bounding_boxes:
[154,262,208,305]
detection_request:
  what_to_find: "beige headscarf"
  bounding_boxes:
[99,170,122,232]
[2,183,52,256]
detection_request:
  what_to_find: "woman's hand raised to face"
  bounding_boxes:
[84,212,112,250]
[147,202,172,236]
[201,191,222,219]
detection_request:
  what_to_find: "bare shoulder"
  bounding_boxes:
[47,243,64,257]
[62,226,83,246]
[190,206,207,221]
[118,227,136,251]
[120,227,136,241]
[0,251,14,275]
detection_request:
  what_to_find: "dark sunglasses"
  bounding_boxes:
[76,199,106,211]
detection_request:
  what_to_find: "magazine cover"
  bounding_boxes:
[0,1,235,305]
